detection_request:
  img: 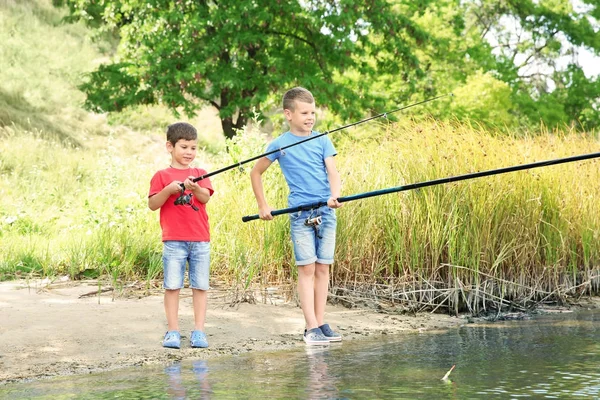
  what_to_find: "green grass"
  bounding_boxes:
[3,113,600,314]
[2,0,600,313]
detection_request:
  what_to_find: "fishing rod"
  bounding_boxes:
[175,93,453,207]
[241,151,600,222]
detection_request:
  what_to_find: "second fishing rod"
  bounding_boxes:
[174,93,453,207]
[241,150,600,222]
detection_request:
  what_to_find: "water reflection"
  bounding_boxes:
[164,360,211,399]
[304,346,341,398]
[1,310,599,399]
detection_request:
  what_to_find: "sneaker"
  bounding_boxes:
[303,327,330,345]
[163,330,181,349]
[319,323,342,342]
[190,330,209,348]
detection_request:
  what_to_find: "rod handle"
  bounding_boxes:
[241,205,314,223]
[241,209,288,223]
[242,214,260,222]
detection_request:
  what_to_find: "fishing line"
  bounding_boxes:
[174,93,453,208]
[241,151,600,222]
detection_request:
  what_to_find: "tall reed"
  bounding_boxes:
[3,118,600,312]
[210,119,600,312]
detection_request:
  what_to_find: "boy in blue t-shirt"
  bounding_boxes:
[250,87,343,345]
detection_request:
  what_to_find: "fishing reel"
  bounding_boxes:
[304,213,323,239]
[174,191,199,211]
[304,215,322,227]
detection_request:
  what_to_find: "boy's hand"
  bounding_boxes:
[168,181,183,195]
[183,176,200,192]
[259,207,274,220]
[184,176,211,204]
[327,197,343,209]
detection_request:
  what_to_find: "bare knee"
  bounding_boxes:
[298,263,316,276]
[314,263,329,278]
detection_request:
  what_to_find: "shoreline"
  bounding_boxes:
[0,279,467,384]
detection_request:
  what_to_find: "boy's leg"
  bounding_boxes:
[164,289,181,331]
[188,241,210,348]
[290,211,320,330]
[313,262,330,326]
[291,210,330,344]
[314,207,336,326]
[297,262,318,329]
[191,288,207,331]
[313,208,342,341]
[163,241,188,333]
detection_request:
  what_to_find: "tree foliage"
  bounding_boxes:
[450,71,514,128]
[60,0,437,139]
[58,0,600,136]
[464,0,600,130]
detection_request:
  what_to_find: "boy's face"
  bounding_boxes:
[284,100,315,135]
[166,139,197,168]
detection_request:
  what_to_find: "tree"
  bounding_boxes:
[366,0,497,119]
[366,0,600,131]
[464,0,600,130]
[59,0,437,139]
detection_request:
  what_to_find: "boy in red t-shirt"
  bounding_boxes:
[148,122,214,349]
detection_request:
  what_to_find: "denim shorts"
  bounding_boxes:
[162,241,210,290]
[290,206,337,266]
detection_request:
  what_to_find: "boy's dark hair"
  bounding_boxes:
[166,122,197,145]
[283,87,314,111]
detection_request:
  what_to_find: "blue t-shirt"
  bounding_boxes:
[266,131,337,208]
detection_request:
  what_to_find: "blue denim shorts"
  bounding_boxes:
[290,206,337,266]
[162,241,210,290]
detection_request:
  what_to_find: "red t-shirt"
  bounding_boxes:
[149,167,214,242]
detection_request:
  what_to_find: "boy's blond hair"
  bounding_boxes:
[166,122,197,145]
[283,87,315,111]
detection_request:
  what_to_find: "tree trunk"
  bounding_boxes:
[219,87,249,139]
[220,113,248,140]
[221,117,235,140]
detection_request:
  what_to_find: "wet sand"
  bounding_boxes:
[0,279,467,384]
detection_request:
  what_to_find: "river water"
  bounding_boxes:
[1,309,598,399]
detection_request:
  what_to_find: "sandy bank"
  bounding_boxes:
[0,279,468,384]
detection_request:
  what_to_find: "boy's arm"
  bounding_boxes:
[250,157,275,220]
[148,181,183,211]
[325,156,343,209]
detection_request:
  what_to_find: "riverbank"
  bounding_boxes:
[0,279,468,384]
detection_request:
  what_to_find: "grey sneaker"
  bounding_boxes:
[303,327,330,345]
[319,323,342,342]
